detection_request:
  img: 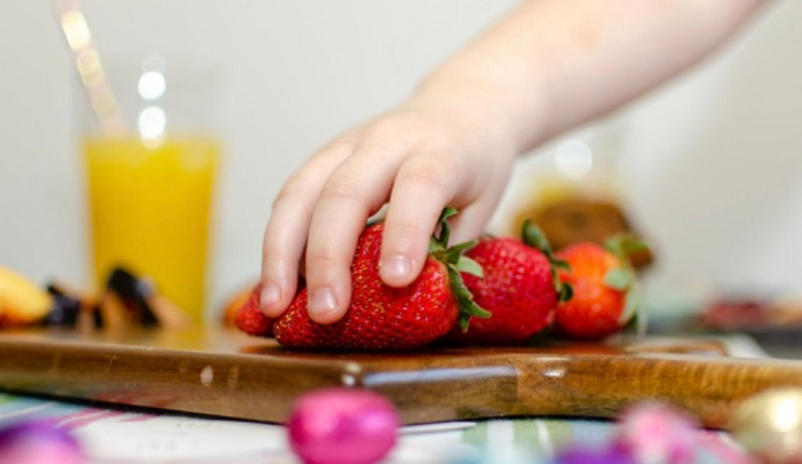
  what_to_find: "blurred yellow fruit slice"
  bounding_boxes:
[0,265,52,327]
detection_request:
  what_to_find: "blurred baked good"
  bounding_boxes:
[515,196,653,269]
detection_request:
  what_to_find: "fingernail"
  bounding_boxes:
[260,283,280,311]
[308,287,338,317]
[381,255,411,281]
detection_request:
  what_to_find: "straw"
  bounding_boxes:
[54,0,127,134]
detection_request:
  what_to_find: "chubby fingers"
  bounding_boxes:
[379,150,466,287]
[303,136,413,324]
[263,116,495,325]
[448,163,512,245]
[260,134,358,318]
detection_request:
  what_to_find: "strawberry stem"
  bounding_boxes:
[429,207,490,332]
[521,220,573,302]
[433,206,458,248]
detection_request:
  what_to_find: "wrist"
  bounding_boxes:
[400,70,517,163]
[407,56,552,158]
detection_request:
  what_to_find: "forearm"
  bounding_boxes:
[411,0,769,154]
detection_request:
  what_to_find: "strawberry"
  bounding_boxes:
[554,236,647,339]
[223,284,258,327]
[235,284,274,336]
[272,208,488,350]
[446,220,572,345]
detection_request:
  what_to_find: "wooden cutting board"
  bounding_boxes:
[1,328,802,428]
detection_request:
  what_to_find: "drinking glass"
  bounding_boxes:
[79,55,221,323]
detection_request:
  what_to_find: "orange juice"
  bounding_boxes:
[84,135,220,322]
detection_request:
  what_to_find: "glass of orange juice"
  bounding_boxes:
[80,56,221,323]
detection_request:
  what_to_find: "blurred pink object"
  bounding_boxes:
[0,421,84,464]
[617,402,698,464]
[698,431,757,464]
[288,388,400,464]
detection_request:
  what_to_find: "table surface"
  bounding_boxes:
[0,334,766,464]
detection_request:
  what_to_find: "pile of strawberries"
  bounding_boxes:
[236,208,646,349]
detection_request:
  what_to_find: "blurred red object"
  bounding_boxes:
[699,300,773,331]
[221,283,258,327]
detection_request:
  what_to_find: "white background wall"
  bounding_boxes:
[1,1,801,317]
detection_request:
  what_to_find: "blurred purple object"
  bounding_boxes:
[0,421,83,464]
[617,402,698,464]
[288,388,400,464]
[556,444,635,464]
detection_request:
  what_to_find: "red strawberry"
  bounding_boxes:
[554,236,646,339]
[272,208,488,350]
[446,220,572,345]
[235,285,274,336]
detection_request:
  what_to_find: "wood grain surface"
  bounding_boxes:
[0,329,800,428]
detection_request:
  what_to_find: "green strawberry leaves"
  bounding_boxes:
[603,268,633,291]
[551,259,571,272]
[603,234,650,333]
[604,234,649,262]
[432,206,457,249]
[521,219,573,302]
[557,280,574,302]
[522,220,552,253]
[448,267,492,331]
[429,207,490,332]
[605,266,638,324]
[619,281,646,335]
[454,255,483,277]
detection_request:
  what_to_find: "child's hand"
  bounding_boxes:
[258,0,765,325]
[259,91,516,324]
